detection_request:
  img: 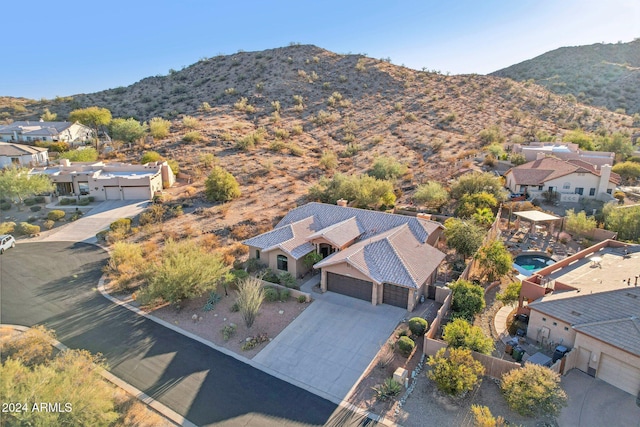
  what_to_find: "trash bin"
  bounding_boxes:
[512,346,524,362]
[505,343,513,355]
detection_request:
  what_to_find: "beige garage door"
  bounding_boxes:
[597,353,640,395]
[122,186,151,200]
[104,186,121,200]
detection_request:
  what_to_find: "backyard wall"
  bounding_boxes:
[257,278,312,302]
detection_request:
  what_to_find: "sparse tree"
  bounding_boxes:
[236,276,265,328]
[205,166,241,202]
[472,207,495,227]
[448,279,485,321]
[563,129,594,151]
[68,106,112,150]
[319,150,338,170]
[109,117,148,143]
[442,318,494,354]
[612,161,640,183]
[565,209,597,237]
[40,108,57,121]
[450,172,506,201]
[603,204,640,242]
[474,240,512,283]
[149,117,171,139]
[501,364,567,417]
[478,125,506,145]
[496,281,521,305]
[455,192,498,218]
[471,405,506,427]
[413,181,449,210]
[444,218,485,259]
[427,347,485,396]
[140,151,163,164]
[0,167,54,203]
[59,147,99,162]
[596,132,633,160]
[308,173,396,210]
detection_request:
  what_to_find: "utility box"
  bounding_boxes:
[393,367,409,388]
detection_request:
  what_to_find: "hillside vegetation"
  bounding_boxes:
[491,39,640,115]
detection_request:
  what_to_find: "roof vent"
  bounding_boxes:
[625,292,638,299]
[570,310,582,316]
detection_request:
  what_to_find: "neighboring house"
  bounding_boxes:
[0,121,94,145]
[504,157,619,201]
[512,142,614,167]
[518,240,640,396]
[244,202,446,311]
[0,142,49,169]
[30,159,175,201]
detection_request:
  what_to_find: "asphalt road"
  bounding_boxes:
[0,242,372,427]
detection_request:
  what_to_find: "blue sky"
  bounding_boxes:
[2,0,638,99]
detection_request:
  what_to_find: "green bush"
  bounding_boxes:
[59,198,74,206]
[279,288,290,301]
[96,230,108,242]
[0,202,11,211]
[34,196,45,203]
[372,378,402,401]
[278,272,297,288]
[230,302,240,312]
[78,197,91,206]
[221,324,237,341]
[263,286,279,302]
[262,270,280,284]
[24,198,37,206]
[396,336,416,357]
[204,166,241,202]
[0,222,15,234]
[47,210,66,221]
[298,295,307,303]
[109,218,132,233]
[43,220,55,230]
[30,206,42,212]
[408,317,428,337]
[16,222,40,235]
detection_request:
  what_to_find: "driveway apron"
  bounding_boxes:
[253,292,406,401]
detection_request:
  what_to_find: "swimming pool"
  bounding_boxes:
[513,253,555,275]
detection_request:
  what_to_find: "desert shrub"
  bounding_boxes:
[149,117,171,138]
[369,156,408,180]
[109,218,132,233]
[24,198,37,206]
[449,279,485,321]
[278,272,297,288]
[279,288,290,301]
[263,286,279,302]
[221,324,237,341]
[245,258,265,273]
[308,173,396,210]
[501,364,567,417]
[140,151,162,164]
[59,197,74,205]
[396,336,415,357]
[236,277,265,328]
[288,143,304,157]
[269,140,286,152]
[613,190,625,204]
[262,269,280,283]
[59,147,98,162]
[78,198,91,206]
[471,405,506,427]
[16,222,40,235]
[428,347,485,396]
[0,202,11,210]
[298,295,307,303]
[0,325,56,367]
[182,115,200,129]
[47,210,66,221]
[372,378,402,401]
[442,318,494,354]
[183,131,203,143]
[30,205,42,212]
[205,166,241,201]
[0,221,16,234]
[43,219,55,230]
[230,301,240,312]
[319,150,338,170]
[408,317,428,337]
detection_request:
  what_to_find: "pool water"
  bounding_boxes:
[513,254,555,273]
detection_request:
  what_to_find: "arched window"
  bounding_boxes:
[277,255,288,271]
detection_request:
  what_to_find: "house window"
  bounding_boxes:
[606,189,612,194]
[564,326,569,331]
[538,185,543,190]
[563,182,570,190]
[255,249,260,260]
[552,322,557,326]
[589,188,596,196]
[574,187,584,195]
[542,317,546,322]
[276,255,288,271]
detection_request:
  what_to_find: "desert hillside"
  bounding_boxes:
[491,39,640,115]
[1,44,637,231]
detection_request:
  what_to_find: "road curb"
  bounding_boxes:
[1,323,196,427]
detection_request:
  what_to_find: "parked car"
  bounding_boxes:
[0,235,16,254]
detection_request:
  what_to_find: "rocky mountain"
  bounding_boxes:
[491,39,640,115]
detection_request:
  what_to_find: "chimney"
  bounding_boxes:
[336,199,348,207]
[597,164,612,197]
[60,158,71,167]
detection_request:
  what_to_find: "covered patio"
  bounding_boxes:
[512,210,562,237]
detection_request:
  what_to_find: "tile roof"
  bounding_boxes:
[243,202,445,286]
[0,121,74,135]
[314,224,446,288]
[505,156,620,185]
[528,287,640,357]
[0,142,48,156]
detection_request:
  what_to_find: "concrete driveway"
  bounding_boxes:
[39,200,150,243]
[559,369,640,427]
[253,292,406,403]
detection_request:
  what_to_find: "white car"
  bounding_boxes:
[0,234,16,254]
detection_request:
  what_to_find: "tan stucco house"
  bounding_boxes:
[0,142,49,169]
[519,240,640,396]
[504,157,619,202]
[30,159,175,201]
[243,202,446,311]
